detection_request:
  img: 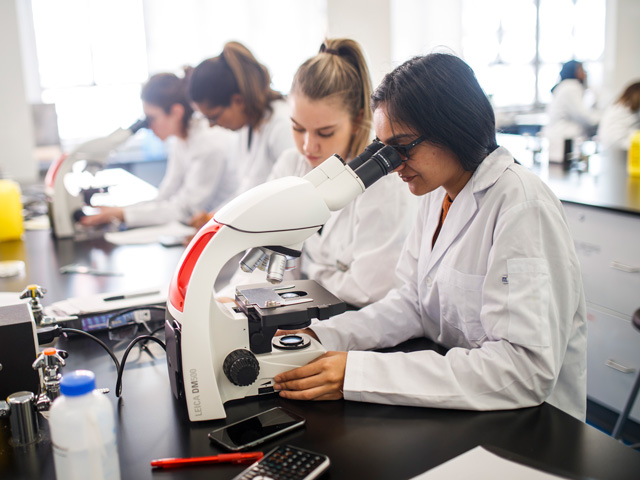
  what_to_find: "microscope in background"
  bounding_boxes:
[164,141,403,421]
[44,118,148,238]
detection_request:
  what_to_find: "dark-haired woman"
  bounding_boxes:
[81,72,237,228]
[543,60,600,162]
[274,53,587,421]
[188,42,294,228]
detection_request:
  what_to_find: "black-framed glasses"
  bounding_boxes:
[375,135,427,160]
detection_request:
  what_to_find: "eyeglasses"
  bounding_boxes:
[203,106,227,126]
[375,135,427,161]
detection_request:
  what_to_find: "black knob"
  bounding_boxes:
[223,349,260,386]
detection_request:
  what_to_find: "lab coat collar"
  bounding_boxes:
[424,146,514,276]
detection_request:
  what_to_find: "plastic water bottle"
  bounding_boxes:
[48,370,121,480]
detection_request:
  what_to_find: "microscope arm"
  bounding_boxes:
[45,119,148,238]
[165,143,402,421]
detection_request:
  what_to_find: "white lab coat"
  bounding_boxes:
[219,148,415,308]
[232,99,294,196]
[123,119,238,227]
[311,146,588,420]
[597,102,640,151]
[543,79,600,162]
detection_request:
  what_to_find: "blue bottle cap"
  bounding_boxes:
[60,370,96,396]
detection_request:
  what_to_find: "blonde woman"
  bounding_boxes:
[219,38,412,309]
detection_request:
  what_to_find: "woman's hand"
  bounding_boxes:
[189,210,214,229]
[273,351,347,401]
[78,206,124,226]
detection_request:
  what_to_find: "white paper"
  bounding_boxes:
[410,446,568,480]
[44,286,168,317]
[104,221,195,245]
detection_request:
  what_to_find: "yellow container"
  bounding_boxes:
[0,179,25,241]
[628,130,640,177]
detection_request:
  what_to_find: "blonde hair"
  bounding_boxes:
[189,41,282,127]
[290,38,373,159]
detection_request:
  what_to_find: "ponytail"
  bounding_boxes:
[189,41,282,128]
[291,38,373,159]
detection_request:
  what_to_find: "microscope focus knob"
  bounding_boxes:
[223,349,260,386]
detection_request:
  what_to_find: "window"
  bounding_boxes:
[32,0,148,146]
[30,0,327,147]
[461,0,605,109]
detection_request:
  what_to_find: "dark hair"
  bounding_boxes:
[141,70,193,136]
[371,53,497,171]
[291,38,373,158]
[617,81,640,113]
[551,60,584,92]
[188,41,282,127]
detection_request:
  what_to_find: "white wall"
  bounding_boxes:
[0,0,37,185]
[602,0,640,105]
[326,0,392,89]
[391,0,462,62]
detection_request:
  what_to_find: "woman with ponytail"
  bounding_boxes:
[81,71,238,228]
[218,38,412,309]
[188,42,294,220]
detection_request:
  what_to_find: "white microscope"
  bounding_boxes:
[45,118,148,238]
[165,141,403,421]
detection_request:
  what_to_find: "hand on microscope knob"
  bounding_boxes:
[273,351,347,401]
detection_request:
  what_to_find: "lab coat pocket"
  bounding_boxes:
[438,264,486,345]
[506,258,551,347]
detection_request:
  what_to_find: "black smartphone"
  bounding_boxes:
[208,407,306,451]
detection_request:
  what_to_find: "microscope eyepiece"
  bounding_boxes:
[129,118,149,133]
[353,145,403,188]
[346,141,384,171]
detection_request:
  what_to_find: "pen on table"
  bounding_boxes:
[103,290,161,302]
[150,452,264,469]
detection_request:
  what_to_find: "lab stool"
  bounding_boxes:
[611,308,640,448]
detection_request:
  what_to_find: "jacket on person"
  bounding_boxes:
[312,146,587,420]
[124,119,238,227]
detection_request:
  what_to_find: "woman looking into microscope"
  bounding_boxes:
[80,71,238,228]
[188,41,294,228]
[218,38,412,309]
[274,53,587,420]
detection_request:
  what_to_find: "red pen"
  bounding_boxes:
[150,451,264,469]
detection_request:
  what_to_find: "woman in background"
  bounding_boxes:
[219,38,412,309]
[543,60,600,162]
[188,41,294,228]
[80,71,237,228]
[274,53,587,421]
[597,81,640,151]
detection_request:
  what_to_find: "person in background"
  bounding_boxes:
[188,41,294,229]
[218,38,413,309]
[597,81,640,151]
[543,60,600,162]
[80,71,238,228]
[273,53,587,421]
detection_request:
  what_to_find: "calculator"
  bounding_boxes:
[232,444,330,480]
